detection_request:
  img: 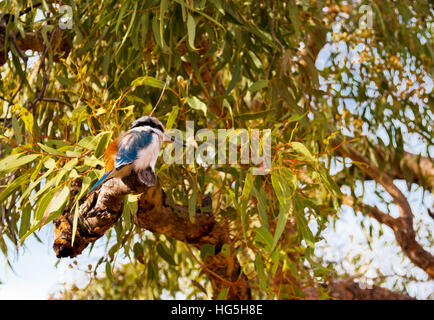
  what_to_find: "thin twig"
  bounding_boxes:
[149,80,168,116]
[27,26,56,110]
[270,0,284,52]
[40,97,73,108]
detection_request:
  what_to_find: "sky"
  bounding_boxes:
[0,224,106,299]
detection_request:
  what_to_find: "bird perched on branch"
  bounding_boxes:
[90,116,185,192]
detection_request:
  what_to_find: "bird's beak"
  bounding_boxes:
[163,133,198,149]
[163,133,186,147]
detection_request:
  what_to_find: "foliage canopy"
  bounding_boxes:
[0,0,433,299]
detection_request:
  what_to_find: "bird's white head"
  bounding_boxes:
[129,116,185,146]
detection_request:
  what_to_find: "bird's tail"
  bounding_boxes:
[89,170,112,193]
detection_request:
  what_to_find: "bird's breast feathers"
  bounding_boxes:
[134,135,161,171]
[104,130,161,172]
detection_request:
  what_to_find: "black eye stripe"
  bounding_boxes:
[149,122,164,132]
[130,119,164,132]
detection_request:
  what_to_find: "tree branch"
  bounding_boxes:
[52,172,251,300]
[39,97,73,108]
[333,135,434,192]
[326,278,415,300]
[334,138,434,278]
[342,195,396,228]
[1,25,70,67]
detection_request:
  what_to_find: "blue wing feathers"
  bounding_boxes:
[115,131,153,170]
[90,170,112,192]
[89,131,153,193]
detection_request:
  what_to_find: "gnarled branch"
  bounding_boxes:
[335,137,434,278]
[52,172,251,300]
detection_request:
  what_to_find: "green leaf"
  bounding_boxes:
[188,188,198,222]
[271,169,296,204]
[0,173,29,204]
[11,116,23,144]
[290,142,317,162]
[255,255,267,291]
[271,250,280,274]
[185,96,207,116]
[116,1,137,54]
[12,104,34,134]
[54,159,78,185]
[285,256,298,277]
[200,243,215,261]
[151,16,164,51]
[131,76,165,89]
[240,170,253,237]
[158,0,169,51]
[235,109,275,120]
[157,242,177,266]
[40,186,70,229]
[122,194,138,230]
[187,14,197,50]
[38,143,64,155]
[288,0,301,40]
[210,0,224,14]
[108,243,120,260]
[0,154,39,172]
[71,203,80,246]
[18,166,55,207]
[94,132,112,158]
[0,153,22,168]
[147,260,158,280]
[76,176,92,200]
[56,76,75,87]
[216,288,229,300]
[30,157,46,181]
[247,50,262,69]
[225,62,241,94]
[78,135,100,150]
[165,106,179,130]
[105,262,113,282]
[271,170,296,249]
[240,171,254,200]
[29,175,57,204]
[19,187,61,243]
[114,2,126,34]
[296,210,315,248]
[255,227,273,251]
[180,0,187,21]
[251,185,268,229]
[287,112,307,123]
[221,243,231,257]
[272,202,292,250]
[18,204,32,239]
[133,242,144,260]
[34,186,60,222]
[248,80,268,92]
[318,167,342,196]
